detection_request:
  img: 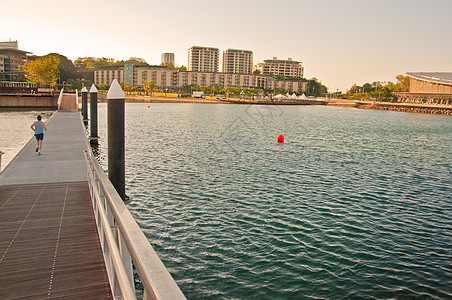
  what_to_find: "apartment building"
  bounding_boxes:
[222,49,253,74]
[0,55,6,73]
[188,46,219,73]
[161,52,175,66]
[0,41,30,81]
[94,64,309,93]
[257,57,304,78]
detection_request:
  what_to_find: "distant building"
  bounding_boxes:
[0,41,31,81]
[257,57,304,78]
[395,72,452,105]
[188,46,219,73]
[222,49,253,74]
[161,53,175,66]
[93,64,309,93]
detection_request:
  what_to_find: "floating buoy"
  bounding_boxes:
[147,105,150,108]
[277,134,284,143]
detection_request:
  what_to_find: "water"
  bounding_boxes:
[95,103,451,299]
[0,111,52,172]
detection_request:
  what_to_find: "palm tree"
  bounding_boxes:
[143,81,156,96]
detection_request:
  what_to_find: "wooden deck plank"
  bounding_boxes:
[0,182,112,299]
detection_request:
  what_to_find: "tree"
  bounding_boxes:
[308,78,328,96]
[74,57,119,68]
[24,56,60,86]
[44,53,77,82]
[124,83,132,94]
[253,69,261,75]
[143,81,156,95]
[127,57,148,65]
[395,75,410,92]
[162,62,176,70]
[177,65,187,71]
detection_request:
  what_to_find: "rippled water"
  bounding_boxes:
[95,103,452,299]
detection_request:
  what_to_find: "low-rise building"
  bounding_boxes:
[395,72,452,105]
[94,64,309,93]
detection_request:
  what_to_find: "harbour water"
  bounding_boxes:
[2,104,451,298]
[93,103,452,299]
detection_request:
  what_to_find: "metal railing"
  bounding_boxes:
[84,149,186,300]
[57,88,64,110]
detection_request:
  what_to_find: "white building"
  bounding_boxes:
[94,64,309,93]
[188,46,219,73]
[161,53,175,66]
[222,49,253,74]
[257,57,304,78]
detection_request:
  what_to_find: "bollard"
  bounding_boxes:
[89,84,99,144]
[107,79,128,202]
[81,86,88,125]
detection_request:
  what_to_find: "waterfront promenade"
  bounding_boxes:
[0,111,112,298]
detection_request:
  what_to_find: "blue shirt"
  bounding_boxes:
[35,121,44,135]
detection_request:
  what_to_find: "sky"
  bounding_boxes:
[2,0,452,91]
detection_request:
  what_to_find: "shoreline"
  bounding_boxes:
[99,94,452,115]
[326,99,452,116]
[99,94,328,106]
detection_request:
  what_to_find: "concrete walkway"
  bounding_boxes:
[0,111,88,186]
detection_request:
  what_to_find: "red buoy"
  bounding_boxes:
[147,105,150,108]
[277,134,284,143]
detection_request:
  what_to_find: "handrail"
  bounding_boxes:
[57,88,64,110]
[84,149,186,300]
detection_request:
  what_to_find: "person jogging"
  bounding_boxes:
[31,115,47,155]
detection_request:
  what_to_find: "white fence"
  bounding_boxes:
[84,149,186,300]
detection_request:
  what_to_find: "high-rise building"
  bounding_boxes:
[257,57,304,78]
[188,46,219,73]
[222,49,253,74]
[161,52,175,66]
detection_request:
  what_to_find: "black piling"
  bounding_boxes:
[89,84,99,144]
[107,79,128,202]
[82,87,88,126]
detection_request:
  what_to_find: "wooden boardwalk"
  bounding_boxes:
[0,104,112,299]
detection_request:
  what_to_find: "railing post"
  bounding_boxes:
[90,84,99,144]
[118,230,134,293]
[82,87,88,126]
[107,79,128,202]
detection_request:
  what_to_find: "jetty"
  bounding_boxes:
[0,93,185,299]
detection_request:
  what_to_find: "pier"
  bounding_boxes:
[0,94,185,299]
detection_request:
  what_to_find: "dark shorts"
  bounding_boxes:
[35,133,44,141]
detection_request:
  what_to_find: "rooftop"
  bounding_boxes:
[406,72,452,86]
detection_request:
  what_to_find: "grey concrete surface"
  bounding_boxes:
[0,111,89,185]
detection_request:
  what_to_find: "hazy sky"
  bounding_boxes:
[2,0,452,91]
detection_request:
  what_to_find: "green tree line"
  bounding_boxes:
[338,75,410,100]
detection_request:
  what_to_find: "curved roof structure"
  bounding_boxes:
[406,72,452,86]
